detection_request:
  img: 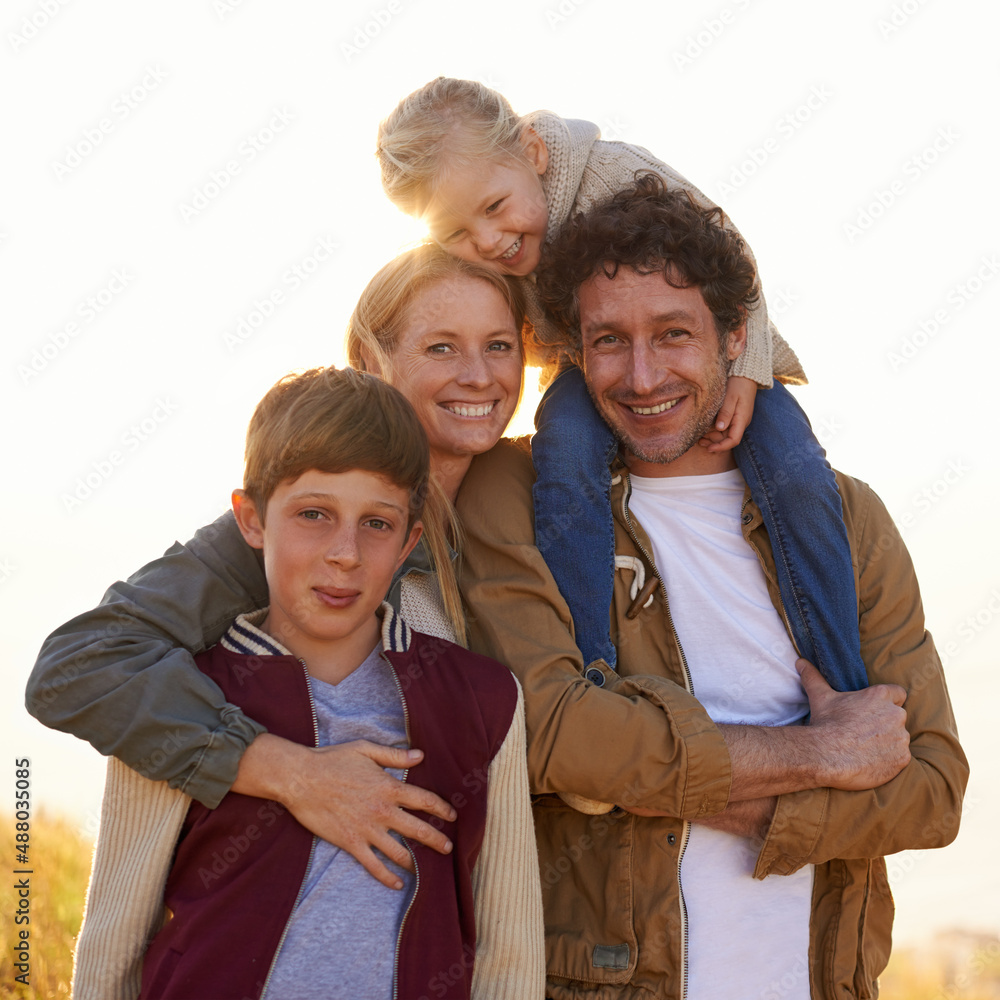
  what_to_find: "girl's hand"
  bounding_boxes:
[701,375,758,452]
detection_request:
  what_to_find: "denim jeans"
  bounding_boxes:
[532,367,868,691]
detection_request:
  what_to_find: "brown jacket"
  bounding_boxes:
[457,437,968,1000]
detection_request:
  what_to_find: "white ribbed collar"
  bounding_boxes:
[218,602,413,658]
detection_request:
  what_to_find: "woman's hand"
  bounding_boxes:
[232,733,458,889]
[700,375,758,452]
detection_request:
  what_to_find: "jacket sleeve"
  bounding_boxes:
[470,681,546,1000]
[753,480,969,877]
[72,758,190,1000]
[24,511,269,808]
[457,439,732,818]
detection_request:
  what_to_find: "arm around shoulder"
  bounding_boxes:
[25,511,269,808]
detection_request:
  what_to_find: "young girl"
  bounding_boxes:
[376,77,868,694]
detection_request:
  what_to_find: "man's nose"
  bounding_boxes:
[627,343,668,396]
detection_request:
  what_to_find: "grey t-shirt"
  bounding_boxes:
[263,645,415,999]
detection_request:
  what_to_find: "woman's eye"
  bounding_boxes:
[487,340,514,353]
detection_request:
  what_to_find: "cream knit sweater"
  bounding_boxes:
[521,112,807,388]
[72,598,544,1000]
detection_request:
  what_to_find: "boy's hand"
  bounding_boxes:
[700,375,757,452]
[233,733,457,890]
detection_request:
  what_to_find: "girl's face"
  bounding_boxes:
[421,132,549,278]
[386,274,523,470]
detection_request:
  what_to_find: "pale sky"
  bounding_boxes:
[4,0,998,946]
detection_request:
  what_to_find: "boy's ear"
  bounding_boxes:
[520,127,549,176]
[395,521,424,571]
[231,490,265,549]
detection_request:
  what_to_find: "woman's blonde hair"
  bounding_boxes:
[376,77,529,217]
[345,243,527,645]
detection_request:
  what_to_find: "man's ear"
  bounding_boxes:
[395,521,424,572]
[520,127,549,176]
[232,490,265,549]
[726,317,748,362]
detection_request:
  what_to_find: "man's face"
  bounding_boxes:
[579,267,746,478]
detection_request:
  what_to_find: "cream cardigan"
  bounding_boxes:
[72,601,544,1000]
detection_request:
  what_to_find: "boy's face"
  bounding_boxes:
[233,469,421,661]
[422,131,549,278]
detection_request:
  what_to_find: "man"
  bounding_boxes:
[456,174,968,999]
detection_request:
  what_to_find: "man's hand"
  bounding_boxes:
[798,659,911,790]
[232,733,457,889]
[700,375,757,452]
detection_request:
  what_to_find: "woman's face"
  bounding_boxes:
[387,274,523,469]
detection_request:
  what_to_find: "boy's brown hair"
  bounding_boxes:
[243,366,429,525]
[242,366,467,644]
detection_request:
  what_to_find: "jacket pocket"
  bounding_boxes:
[533,795,638,988]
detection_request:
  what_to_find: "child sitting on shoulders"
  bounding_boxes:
[376,77,868,701]
[72,366,543,1000]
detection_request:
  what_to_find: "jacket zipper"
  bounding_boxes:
[384,651,418,1000]
[619,472,692,998]
[259,659,321,1000]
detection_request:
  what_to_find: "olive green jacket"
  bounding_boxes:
[457,438,968,1000]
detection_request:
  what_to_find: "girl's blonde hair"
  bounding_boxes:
[346,243,527,645]
[376,77,529,217]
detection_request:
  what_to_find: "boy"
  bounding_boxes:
[72,367,543,1000]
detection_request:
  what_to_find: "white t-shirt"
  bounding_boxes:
[627,468,813,1000]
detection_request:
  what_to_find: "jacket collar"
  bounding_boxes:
[219,602,414,659]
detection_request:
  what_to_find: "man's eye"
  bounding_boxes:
[595,334,620,346]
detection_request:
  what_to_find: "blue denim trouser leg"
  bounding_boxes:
[735,382,868,691]
[532,366,619,669]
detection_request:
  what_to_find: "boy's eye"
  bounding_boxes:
[364,518,391,531]
[485,198,503,213]
[444,228,465,243]
[299,509,325,520]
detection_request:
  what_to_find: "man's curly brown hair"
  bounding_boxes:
[536,173,760,354]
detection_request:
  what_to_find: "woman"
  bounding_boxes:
[26,244,538,994]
